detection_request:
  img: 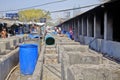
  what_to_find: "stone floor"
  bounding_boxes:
[42,64,61,80]
[42,45,61,80]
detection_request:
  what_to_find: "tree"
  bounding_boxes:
[18,9,51,22]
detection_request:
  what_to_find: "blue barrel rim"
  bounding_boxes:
[20,44,38,48]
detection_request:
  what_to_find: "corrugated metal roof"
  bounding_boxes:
[56,0,112,26]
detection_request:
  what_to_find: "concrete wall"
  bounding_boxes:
[0,35,25,55]
[60,43,120,80]
[67,64,120,80]
[62,52,102,80]
[0,39,16,50]
[79,36,95,45]
[58,37,120,80]
[57,42,80,63]
[32,45,45,80]
[0,35,27,80]
[101,40,120,60]
[87,38,120,61]
[89,39,102,52]
[79,36,102,52]
[0,48,19,80]
[59,45,89,80]
[84,36,94,45]
[79,35,84,44]
[0,42,9,54]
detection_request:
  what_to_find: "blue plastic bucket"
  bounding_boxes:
[19,44,38,75]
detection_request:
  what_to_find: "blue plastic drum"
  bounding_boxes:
[19,44,38,75]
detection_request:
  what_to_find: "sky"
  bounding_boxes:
[0,0,100,19]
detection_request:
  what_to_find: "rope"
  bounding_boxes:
[5,65,19,80]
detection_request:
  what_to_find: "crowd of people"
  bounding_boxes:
[0,22,74,40]
[0,22,41,39]
[0,23,31,38]
[53,26,74,39]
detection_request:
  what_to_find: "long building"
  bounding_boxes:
[56,0,120,61]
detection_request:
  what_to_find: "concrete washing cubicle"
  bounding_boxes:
[0,35,26,80]
[59,45,120,80]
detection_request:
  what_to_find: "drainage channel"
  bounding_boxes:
[42,45,61,80]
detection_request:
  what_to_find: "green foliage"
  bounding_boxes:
[18,9,51,22]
